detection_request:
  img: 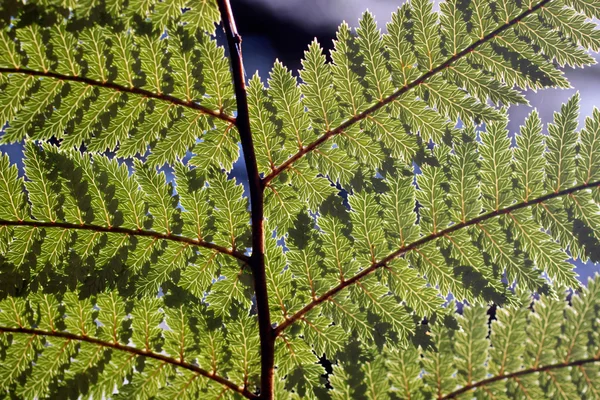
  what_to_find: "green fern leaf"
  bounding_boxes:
[516,16,596,67]
[331,22,368,116]
[564,0,600,19]
[181,0,220,34]
[269,61,312,153]
[454,305,489,386]
[362,356,389,400]
[577,107,600,185]
[49,24,80,76]
[411,0,444,71]
[247,73,284,175]
[0,154,26,221]
[385,345,424,399]
[0,1,599,398]
[381,172,420,248]
[384,258,444,316]
[208,171,249,250]
[265,238,292,318]
[506,209,578,287]
[119,102,173,157]
[330,363,354,400]
[416,161,451,235]
[300,40,340,132]
[422,323,457,398]
[229,315,260,389]
[539,1,600,52]
[2,79,63,143]
[546,93,580,192]
[357,12,394,102]
[480,117,513,211]
[349,191,387,265]
[134,160,178,235]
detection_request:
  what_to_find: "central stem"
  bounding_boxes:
[216,1,275,398]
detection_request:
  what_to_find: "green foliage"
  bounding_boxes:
[330,279,600,399]
[0,0,233,166]
[0,0,599,398]
[0,291,259,398]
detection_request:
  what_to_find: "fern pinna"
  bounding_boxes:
[0,0,599,398]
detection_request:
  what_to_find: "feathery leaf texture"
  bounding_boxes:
[328,278,600,400]
[0,0,599,398]
[0,2,234,167]
[0,292,259,399]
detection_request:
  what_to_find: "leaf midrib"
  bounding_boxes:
[0,67,235,124]
[274,179,600,336]
[0,218,249,263]
[262,0,554,185]
[0,326,257,399]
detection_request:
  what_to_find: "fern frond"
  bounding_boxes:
[0,147,249,298]
[384,345,424,399]
[206,260,253,316]
[247,73,284,176]
[539,1,600,51]
[577,108,600,185]
[546,93,580,193]
[448,124,480,223]
[16,0,220,33]
[1,0,599,397]
[454,305,489,387]
[319,215,359,284]
[0,13,235,164]
[327,277,600,399]
[380,172,420,249]
[356,11,394,102]
[349,191,387,265]
[563,0,600,19]
[268,61,313,154]
[299,40,340,133]
[277,101,600,335]
[264,238,292,319]
[0,291,258,399]
[261,0,598,190]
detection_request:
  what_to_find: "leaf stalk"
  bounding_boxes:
[261,0,553,185]
[274,180,600,335]
[0,326,258,399]
[216,1,275,398]
[0,67,236,124]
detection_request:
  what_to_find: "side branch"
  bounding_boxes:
[261,0,553,185]
[0,68,236,124]
[0,326,258,399]
[0,219,250,264]
[441,356,600,399]
[216,0,274,398]
[274,180,600,335]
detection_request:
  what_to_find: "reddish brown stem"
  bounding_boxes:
[0,219,249,263]
[216,1,274,399]
[261,0,553,186]
[0,67,236,124]
[274,180,600,336]
[442,356,600,399]
[0,326,257,399]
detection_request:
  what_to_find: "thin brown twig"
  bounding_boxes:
[216,1,274,399]
[0,326,258,399]
[0,219,250,263]
[0,67,236,124]
[441,356,600,399]
[261,0,553,185]
[274,180,600,335]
